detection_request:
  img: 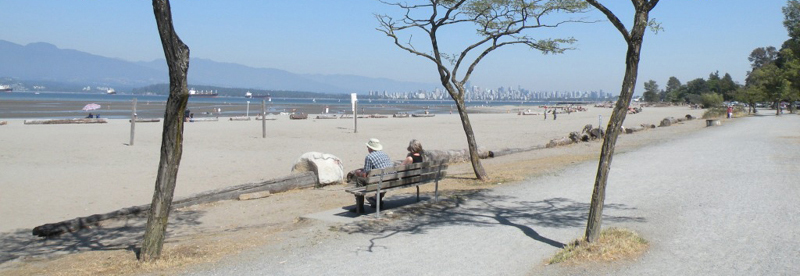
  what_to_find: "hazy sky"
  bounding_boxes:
[0,0,790,95]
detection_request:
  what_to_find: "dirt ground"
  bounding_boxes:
[0,119,707,276]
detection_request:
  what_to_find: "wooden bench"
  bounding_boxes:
[345,160,448,217]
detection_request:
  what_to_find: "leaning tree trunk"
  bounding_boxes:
[452,95,489,181]
[584,0,655,243]
[140,0,190,262]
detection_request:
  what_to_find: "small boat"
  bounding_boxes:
[0,84,12,92]
[189,88,218,97]
[106,88,116,95]
[411,113,435,118]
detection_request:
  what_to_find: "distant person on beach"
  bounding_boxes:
[553,109,557,120]
[402,139,424,165]
[95,114,100,118]
[86,113,93,118]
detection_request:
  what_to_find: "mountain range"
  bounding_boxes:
[0,39,435,94]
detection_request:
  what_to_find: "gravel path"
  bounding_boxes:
[185,114,800,276]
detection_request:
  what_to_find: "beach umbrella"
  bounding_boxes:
[82,103,101,111]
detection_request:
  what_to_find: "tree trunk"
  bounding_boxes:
[452,96,489,181]
[584,1,653,243]
[141,0,190,262]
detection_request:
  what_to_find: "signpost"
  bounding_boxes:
[351,93,358,133]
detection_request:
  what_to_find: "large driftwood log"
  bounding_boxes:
[24,118,107,125]
[488,145,545,157]
[0,121,7,125]
[425,147,490,163]
[546,137,574,148]
[32,172,317,237]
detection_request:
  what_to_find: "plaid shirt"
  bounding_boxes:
[363,150,392,173]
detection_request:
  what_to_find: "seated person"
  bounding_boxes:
[402,139,424,165]
[86,113,94,118]
[351,138,392,207]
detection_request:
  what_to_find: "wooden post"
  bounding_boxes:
[354,101,358,133]
[130,98,137,146]
[375,171,383,218]
[261,99,266,138]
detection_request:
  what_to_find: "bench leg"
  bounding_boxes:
[355,195,365,214]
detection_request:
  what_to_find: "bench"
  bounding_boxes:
[345,160,448,217]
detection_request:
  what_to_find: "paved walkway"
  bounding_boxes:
[186,114,800,275]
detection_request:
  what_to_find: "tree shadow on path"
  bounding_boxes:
[338,190,646,252]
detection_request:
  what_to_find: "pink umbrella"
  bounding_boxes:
[82,103,101,111]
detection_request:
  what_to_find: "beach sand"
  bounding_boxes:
[0,105,705,233]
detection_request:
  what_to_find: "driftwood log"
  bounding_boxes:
[24,118,107,125]
[488,145,545,157]
[191,117,218,122]
[290,113,308,120]
[129,118,161,123]
[229,116,251,121]
[546,137,574,148]
[0,121,7,125]
[32,172,317,237]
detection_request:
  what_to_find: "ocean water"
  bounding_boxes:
[0,91,563,119]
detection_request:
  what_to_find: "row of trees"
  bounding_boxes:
[140,0,658,261]
[642,0,800,115]
[642,72,739,108]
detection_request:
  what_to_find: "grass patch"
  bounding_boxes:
[548,228,648,265]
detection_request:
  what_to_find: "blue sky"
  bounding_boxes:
[0,0,791,95]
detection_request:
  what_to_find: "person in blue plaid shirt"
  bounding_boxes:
[354,138,392,178]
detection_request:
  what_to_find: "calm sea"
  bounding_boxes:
[0,91,564,119]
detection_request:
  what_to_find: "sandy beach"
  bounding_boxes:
[0,104,705,234]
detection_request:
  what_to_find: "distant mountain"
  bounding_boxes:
[0,40,435,93]
[0,40,164,88]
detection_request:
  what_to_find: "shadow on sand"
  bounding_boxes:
[0,209,205,265]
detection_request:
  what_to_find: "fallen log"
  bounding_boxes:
[31,172,317,237]
[315,114,338,119]
[24,118,107,125]
[129,118,161,123]
[290,113,308,120]
[488,145,545,157]
[546,137,574,148]
[0,121,7,125]
[229,116,251,121]
[191,117,219,122]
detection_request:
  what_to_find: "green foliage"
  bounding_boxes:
[642,80,659,102]
[784,0,800,39]
[702,107,727,119]
[699,93,724,108]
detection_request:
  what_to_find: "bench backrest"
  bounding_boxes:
[360,160,448,192]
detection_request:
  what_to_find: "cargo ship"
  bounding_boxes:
[0,84,12,92]
[244,91,270,100]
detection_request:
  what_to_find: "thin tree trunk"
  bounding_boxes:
[584,0,655,243]
[452,96,489,180]
[140,0,190,262]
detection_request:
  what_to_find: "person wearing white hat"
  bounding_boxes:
[355,138,392,178]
